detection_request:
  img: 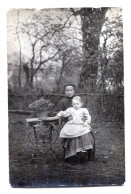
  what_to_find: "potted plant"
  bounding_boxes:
[29,98,54,120]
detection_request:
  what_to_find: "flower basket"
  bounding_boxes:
[29,98,54,119]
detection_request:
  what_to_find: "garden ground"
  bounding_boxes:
[9,113,125,187]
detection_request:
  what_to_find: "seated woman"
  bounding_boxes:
[48,84,95,163]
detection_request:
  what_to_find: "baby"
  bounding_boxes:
[50,96,92,149]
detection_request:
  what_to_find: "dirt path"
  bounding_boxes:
[9,113,125,187]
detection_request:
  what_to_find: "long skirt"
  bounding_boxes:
[64,132,94,159]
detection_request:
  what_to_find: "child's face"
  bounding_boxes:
[65,86,75,97]
[72,99,82,110]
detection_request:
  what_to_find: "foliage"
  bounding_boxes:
[29,98,54,113]
[7,8,123,96]
[7,9,82,92]
[97,9,123,94]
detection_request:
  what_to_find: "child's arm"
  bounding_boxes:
[57,109,71,118]
[44,109,71,121]
[45,115,60,121]
[83,108,91,126]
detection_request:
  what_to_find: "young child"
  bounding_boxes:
[47,96,93,150]
[57,96,92,149]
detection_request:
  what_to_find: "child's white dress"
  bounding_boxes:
[57,107,92,138]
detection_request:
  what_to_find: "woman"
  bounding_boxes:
[58,83,95,163]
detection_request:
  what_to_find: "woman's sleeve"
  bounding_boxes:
[58,99,64,111]
[57,108,71,117]
[58,98,66,111]
[83,108,91,123]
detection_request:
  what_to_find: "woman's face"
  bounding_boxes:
[65,86,75,97]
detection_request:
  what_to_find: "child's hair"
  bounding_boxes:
[72,96,83,104]
[64,83,76,90]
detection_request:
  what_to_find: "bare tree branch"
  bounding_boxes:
[32,50,60,77]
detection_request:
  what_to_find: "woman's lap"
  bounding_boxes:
[64,132,94,159]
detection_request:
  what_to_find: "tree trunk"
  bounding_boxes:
[23,63,30,90]
[30,55,34,90]
[79,8,108,93]
[56,54,66,93]
[30,75,34,89]
[16,10,22,90]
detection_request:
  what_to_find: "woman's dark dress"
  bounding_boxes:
[58,96,95,161]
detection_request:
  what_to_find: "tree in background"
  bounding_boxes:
[8,8,123,96]
[70,8,108,93]
[97,8,123,94]
[15,10,22,89]
[7,9,82,92]
[19,11,61,89]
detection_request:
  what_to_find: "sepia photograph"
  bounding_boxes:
[7,7,125,188]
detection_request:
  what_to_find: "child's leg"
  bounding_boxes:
[60,138,66,148]
[88,131,95,160]
[60,138,70,148]
[64,138,70,148]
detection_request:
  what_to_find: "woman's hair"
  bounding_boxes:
[64,83,76,90]
[72,96,83,104]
